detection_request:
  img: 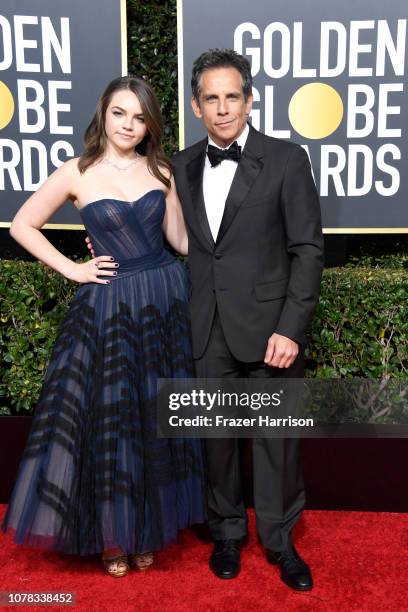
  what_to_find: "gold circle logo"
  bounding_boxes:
[288,83,343,139]
[0,81,15,130]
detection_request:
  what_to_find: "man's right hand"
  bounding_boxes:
[85,236,96,258]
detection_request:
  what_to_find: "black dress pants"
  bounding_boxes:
[194,310,305,551]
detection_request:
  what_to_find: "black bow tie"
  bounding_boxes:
[207,141,241,167]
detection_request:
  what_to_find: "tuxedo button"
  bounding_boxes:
[214,253,222,260]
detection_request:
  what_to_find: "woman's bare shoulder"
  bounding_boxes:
[158,162,172,178]
[54,156,81,177]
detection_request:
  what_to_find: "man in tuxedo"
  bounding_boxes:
[172,49,324,591]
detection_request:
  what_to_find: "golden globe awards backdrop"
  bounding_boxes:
[0,0,126,229]
[177,0,408,232]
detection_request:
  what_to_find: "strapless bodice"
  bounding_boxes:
[79,189,174,276]
[80,189,167,259]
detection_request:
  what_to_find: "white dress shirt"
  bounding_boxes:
[203,123,249,241]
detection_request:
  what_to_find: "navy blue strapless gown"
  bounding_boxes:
[2,190,206,555]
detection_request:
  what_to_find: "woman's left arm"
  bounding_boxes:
[162,175,188,255]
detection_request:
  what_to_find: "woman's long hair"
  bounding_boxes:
[78,76,172,188]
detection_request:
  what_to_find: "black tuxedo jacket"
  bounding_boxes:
[172,124,324,362]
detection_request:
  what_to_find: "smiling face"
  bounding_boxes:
[104,89,148,154]
[191,66,253,148]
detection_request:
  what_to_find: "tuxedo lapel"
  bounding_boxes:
[186,143,215,248]
[216,125,264,246]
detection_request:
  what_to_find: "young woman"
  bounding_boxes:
[2,76,206,577]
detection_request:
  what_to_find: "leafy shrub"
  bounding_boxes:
[127,0,178,155]
[0,261,76,414]
[306,263,408,378]
[1,256,407,415]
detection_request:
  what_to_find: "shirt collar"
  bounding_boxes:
[207,122,250,151]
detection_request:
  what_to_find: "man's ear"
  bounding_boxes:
[191,96,202,119]
[245,94,254,116]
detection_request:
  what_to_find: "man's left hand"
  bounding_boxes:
[264,333,299,368]
[85,236,96,258]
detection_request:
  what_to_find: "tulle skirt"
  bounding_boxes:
[2,259,206,555]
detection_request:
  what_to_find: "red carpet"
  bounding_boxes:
[0,505,407,611]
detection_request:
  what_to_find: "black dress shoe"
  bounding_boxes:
[267,544,313,591]
[210,539,241,579]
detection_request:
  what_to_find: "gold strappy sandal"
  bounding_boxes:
[129,552,154,571]
[102,554,130,578]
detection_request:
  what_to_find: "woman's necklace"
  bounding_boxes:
[102,154,142,172]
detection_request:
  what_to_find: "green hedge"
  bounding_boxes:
[1,256,407,415]
[306,257,408,379]
[0,261,74,414]
[127,0,178,155]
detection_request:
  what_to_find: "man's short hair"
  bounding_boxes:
[191,48,253,103]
